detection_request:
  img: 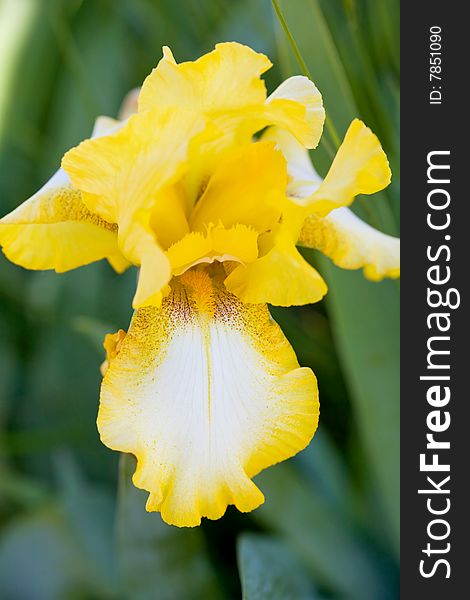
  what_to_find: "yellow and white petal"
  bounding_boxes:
[298,207,400,280]
[305,119,391,216]
[63,108,210,298]
[138,42,272,114]
[98,268,318,527]
[224,230,327,306]
[62,108,209,225]
[166,223,258,276]
[262,127,322,200]
[266,124,398,280]
[0,169,122,272]
[0,115,129,274]
[190,141,287,233]
[265,76,325,149]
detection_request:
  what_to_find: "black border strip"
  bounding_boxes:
[401,2,467,596]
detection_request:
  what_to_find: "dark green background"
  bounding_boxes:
[0,0,399,598]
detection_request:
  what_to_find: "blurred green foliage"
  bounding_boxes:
[0,0,399,598]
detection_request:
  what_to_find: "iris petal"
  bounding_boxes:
[138,42,272,114]
[0,116,129,273]
[265,76,325,149]
[62,108,208,225]
[167,223,258,276]
[304,119,392,216]
[0,174,120,272]
[263,122,399,283]
[224,232,327,306]
[299,207,400,280]
[98,268,319,527]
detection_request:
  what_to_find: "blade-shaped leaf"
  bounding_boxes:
[0,503,113,599]
[317,258,400,555]
[238,533,319,600]
[253,464,396,600]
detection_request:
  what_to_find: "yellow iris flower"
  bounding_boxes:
[0,43,399,527]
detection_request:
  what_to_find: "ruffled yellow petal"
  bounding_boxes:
[63,108,211,298]
[62,108,208,224]
[0,169,122,272]
[137,45,323,208]
[166,223,258,276]
[265,76,325,149]
[98,267,318,527]
[305,119,391,216]
[138,42,272,114]
[224,229,327,306]
[190,141,287,233]
[298,207,400,280]
[136,44,273,205]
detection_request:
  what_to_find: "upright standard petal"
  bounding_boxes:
[298,207,400,280]
[62,108,208,224]
[138,42,272,114]
[139,46,323,165]
[62,108,210,305]
[98,267,319,527]
[265,76,325,149]
[189,141,287,233]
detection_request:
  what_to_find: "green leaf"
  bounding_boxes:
[252,464,395,600]
[0,0,63,213]
[116,454,223,600]
[238,533,319,600]
[317,259,400,555]
[55,453,117,595]
[0,467,48,509]
[294,427,351,517]
[0,504,111,600]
